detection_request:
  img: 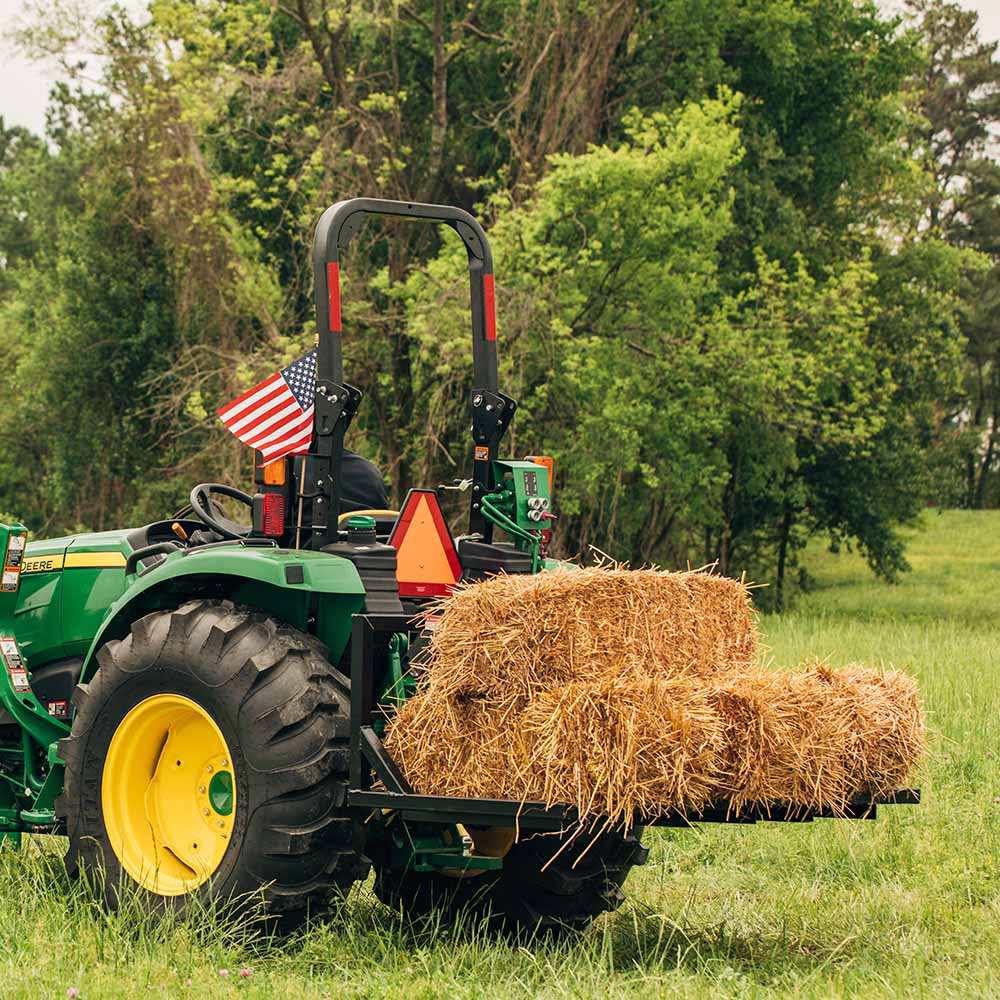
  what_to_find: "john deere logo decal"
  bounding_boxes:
[22,555,65,574]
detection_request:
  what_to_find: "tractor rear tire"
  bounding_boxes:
[56,599,368,927]
[373,826,648,937]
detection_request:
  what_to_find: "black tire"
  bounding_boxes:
[56,599,368,927]
[373,825,648,936]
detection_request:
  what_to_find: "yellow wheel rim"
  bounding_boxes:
[101,693,236,897]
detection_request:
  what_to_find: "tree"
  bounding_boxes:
[905,0,1000,508]
[906,0,1000,232]
[0,119,45,295]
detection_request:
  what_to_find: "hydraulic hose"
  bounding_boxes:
[480,497,540,573]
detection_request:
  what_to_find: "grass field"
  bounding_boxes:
[1,509,998,999]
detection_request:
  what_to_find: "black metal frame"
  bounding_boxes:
[345,614,920,832]
[348,611,414,794]
[348,787,920,831]
[306,198,509,548]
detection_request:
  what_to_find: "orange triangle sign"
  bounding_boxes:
[389,489,462,597]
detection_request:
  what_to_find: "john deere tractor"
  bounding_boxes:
[0,199,915,934]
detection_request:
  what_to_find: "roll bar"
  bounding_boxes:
[311,198,498,392]
[297,198,513,548]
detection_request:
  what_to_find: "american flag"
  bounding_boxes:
[217,350,316,464]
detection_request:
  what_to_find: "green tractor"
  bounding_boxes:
[0,199,915,934]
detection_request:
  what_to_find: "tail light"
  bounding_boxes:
[261,493,286,537]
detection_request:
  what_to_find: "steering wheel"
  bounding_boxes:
[189,483,254,540]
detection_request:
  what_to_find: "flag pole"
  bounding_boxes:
[295,456,307,549]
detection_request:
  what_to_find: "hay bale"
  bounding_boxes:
[386,694,534,802]
[386,663,728,828]
[384,568,925,829]
[710,668,855,815]
[799,662,924,801]
[415,565,758,700]
[707,663,924,816]
[517,670,727,824]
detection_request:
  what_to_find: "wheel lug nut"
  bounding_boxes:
[203,809,210,816]
[206,765,213,773]
[220,759,228,767]
[199,785,206,793]
[217,820,224,828]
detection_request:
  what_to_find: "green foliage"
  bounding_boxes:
[0,171,179,533]
[410,97,745,562]
[404,91,967,600]
[0,119,45,296]
[904,0,1000,509]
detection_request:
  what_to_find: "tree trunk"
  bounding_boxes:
[967,364,986,508]
[719,519,730,576]
[966,450,977,509]
[775,501,794,613]
[425,0,448,199]
[975,357,999,508]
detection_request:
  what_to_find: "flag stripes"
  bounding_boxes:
[217,350,317,465]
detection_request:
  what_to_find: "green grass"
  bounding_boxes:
[3,510,1000,999]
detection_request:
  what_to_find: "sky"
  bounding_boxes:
[1,0,999,136]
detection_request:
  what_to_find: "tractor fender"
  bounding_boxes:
[79,546,366,683]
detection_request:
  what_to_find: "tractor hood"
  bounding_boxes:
[3,530,131,666]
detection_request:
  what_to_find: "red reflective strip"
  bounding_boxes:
[261,493,286,537]
[327,262,342,332]
[483,273,496,342]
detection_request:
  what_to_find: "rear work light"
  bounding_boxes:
[261,493,286,537]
